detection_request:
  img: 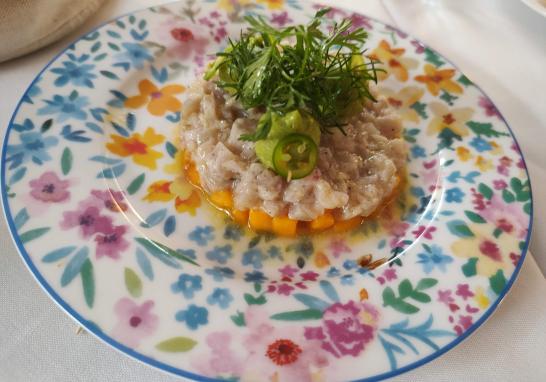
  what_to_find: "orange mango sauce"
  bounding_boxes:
[182,152,404,237]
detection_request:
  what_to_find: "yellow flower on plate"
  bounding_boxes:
[125,79,185,116]
[456,146,472,161]
[451,223,518,277]
[489,141,503,156]
[427,102,474,137]
[474,286,490,309]
[257,0,284,10]
[415,64,463,96]
[143,178,201,215]
[218,0,252,12]
[369,40,418,82]
[143,180,174,202]
[475,155,493,172]
[106,127,165,169]
[379,86,425,122]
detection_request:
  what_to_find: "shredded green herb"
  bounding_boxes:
[204,7,381,141]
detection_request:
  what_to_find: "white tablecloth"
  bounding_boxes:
[1,0,545,381]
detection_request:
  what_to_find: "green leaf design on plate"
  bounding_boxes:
[462,258,478,277]
[155,337,197,352]
[478,183,493,200]
[81,259,95,308]
[467,121,509,138]
[231,311,246,327]
[127,173,145,195]
[244,293,266,305]
[135,237,198,266]
[20,227,50,243]
[446,220,474,238]
[124,267,142,298]
[60,247,89,287]
[270,309,323,321]
[457,74,473,87]
[510,178,530,202]
[502,189,515,203]
[41,118,53,133]
[464,210,486,224]
[383,278,437,314]
[61,147,73,175]
[489,270,507,295]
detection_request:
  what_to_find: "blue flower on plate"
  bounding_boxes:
[22,78,42,104]
[340,274,354,286]
[268,246,283,260]
[51,61,97,88]
[411,145,426,158]
[5,131,58,168]
[327,267,340,278]
[343,260,357,270]
[175,304,208,330]
[115,42,152,69]
[171,273,202,299]
[205,266,235,282]
[445,187,465,203]
[244,270,267,283]
[417,244,454,274]
[469,136,492,153]
[206,288,233,309]
[206,245,232,264]
[242,248,263,269]
[37,91,89,122]
[188,226,214,246]
[223,224,242,241]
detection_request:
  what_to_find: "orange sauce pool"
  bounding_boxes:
[183,155,403,237]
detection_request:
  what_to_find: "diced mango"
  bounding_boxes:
[232,209,249,225]
[309,212,335,231]
[185,162,200,186]
[249,209,273,232]
[272,216,298,237]
[209,190,233,210]
[332,216,363,232]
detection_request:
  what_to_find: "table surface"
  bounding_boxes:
[1,0,545,381]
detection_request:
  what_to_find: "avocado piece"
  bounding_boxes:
[255,138,279,170]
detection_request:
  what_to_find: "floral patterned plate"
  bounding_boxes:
[1,1,533,381]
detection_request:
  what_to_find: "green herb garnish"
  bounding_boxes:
[204,8,380,141]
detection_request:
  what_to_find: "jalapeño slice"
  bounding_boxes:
[273,133,318,180]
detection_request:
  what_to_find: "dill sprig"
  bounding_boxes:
[204,8,380,141]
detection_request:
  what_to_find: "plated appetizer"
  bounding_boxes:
[178,9,407,236]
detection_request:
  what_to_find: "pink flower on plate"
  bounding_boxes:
[156,18,209,61]
[455,284,474,300]
[192,331,244,379]
[300,271,319,281]
[383,268,397,281]
[240,307,330,381]
[94,225,129,260]
[270,11,292,27]
[412,225,437,240]
[60,206,113,238]
[493,180,507,190]
[112,298,158,348]
[437,289,454,305]
[481,194,528,238]
[279,264,298,278]
[29,171,70,202]
[91,189,128,212]
[478,95,501,119]
[328,238,351,258]
[304,301,379,358]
